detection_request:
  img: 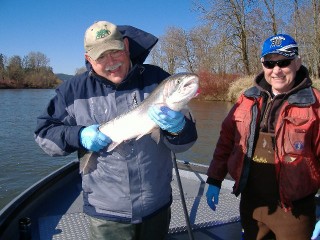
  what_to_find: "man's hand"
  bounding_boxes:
[148,106,185,134]
[206,184,220,211]
[80,124,111,152]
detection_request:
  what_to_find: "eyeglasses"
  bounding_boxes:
[262,58,294,69]
[96,50,125,63]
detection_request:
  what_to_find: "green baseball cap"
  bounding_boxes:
[84,21,124,60]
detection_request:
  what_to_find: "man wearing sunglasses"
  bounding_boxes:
[206,33,320,239]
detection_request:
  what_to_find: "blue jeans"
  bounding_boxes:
[89,207,171,240]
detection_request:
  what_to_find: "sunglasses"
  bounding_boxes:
[262,58,294,69]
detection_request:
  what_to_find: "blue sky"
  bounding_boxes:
[0,0,202,75]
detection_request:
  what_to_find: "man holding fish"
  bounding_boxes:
[34,20,198,239]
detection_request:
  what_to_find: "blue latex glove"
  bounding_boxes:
[206,184,220,211]
[148,106,186,134]
[80,124,111,152]
[312,220,320,239]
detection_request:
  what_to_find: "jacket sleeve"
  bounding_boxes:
[34,86,84,157]
[206,101,239,183]
[313,88,320,161]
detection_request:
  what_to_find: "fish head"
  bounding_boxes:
[164,73,199,110]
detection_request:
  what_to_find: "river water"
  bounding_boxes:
[0,89,233,210]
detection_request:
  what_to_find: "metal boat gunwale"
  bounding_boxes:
[0,160,79,239]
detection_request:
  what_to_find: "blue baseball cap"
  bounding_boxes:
[261,34,298,58]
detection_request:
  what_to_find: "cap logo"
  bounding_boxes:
[261,34,298,58]
[96,28,111,40]
[270,36,285,47]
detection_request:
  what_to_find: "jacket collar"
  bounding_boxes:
[244,66,315,105]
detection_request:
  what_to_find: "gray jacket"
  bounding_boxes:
[34,26,197,223]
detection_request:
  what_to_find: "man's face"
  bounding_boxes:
[86,38,131,84]
[261,54,301,95]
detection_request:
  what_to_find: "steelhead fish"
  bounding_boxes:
[79,72,199,174]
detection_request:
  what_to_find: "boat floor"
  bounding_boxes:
[36,168,242,240]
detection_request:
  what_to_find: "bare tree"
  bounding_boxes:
[152,0,318,78]
[171,28,196,73]
[150,27,186,74]
[150,37,175,73]
[194,0,257,74]
[7,55,24,84]
[263,0,278,34]
[189,24,216,72]
[24,51,50,71]
[311,0,320,77]
[288,0,320,77]
[0,54,5,80]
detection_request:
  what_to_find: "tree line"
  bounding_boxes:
[1,0,319,96]
[150,0,320,78]
[0,52,61,89]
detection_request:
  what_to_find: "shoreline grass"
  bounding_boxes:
[197,73,320,103]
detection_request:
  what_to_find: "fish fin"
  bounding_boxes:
[136,134,145,140]
[151,129,161,144]
[79,149,97,175]
[106,141,119,152]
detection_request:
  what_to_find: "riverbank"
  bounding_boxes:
[1,74,319,103]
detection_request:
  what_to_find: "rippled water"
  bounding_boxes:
[0,89,232,210]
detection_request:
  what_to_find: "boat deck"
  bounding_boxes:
[169,169,242,239]
[2,160,320,239]
[35,162,242,240]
